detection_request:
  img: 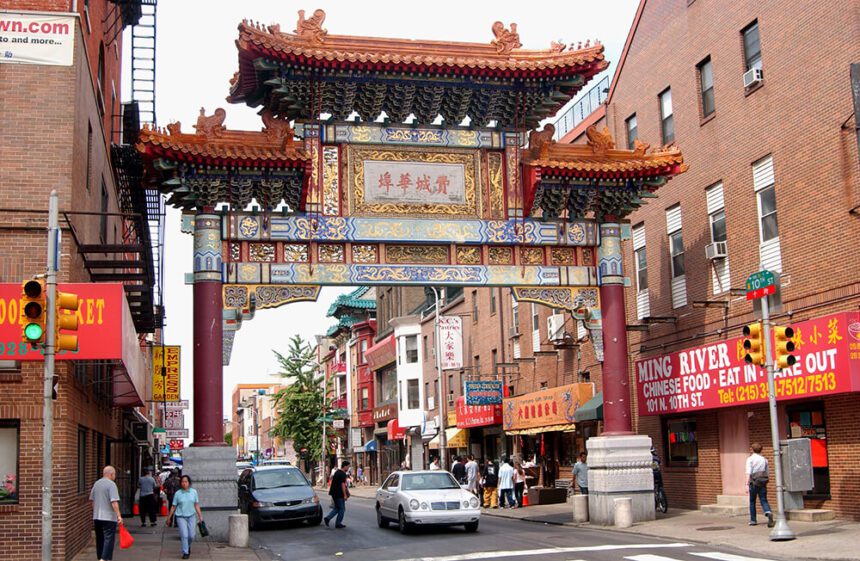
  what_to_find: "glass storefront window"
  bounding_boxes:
[379,366,397,403]
[664,418,698,467]
[787,402,830,498]
[0,421,19,504]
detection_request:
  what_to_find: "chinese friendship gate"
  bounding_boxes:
[136,10,687,529]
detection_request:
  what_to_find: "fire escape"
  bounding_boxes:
[71,0,164,333]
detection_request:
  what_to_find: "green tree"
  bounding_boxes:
[224,431,232,446]
[269,335,328,467]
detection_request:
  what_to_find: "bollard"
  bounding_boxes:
[573,494,589,523]
[614,497,633,528]
[229,514,249,548]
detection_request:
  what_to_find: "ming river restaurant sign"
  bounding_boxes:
[636,312,860,416]
[0,283,124,360]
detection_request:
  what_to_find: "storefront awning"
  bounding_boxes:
[428,428,468,449]
[363,439,378,452]
[574,391,603,422]
[505,423,577,435]
[366,334,396,371]
[387,419,406,441]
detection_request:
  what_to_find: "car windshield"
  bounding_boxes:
[253,469,308,490]
[401,473,460,491]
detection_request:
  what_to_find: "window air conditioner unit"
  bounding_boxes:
[447,394,454,406]
[547,314,566,342]
[705,241,728,260]
[508,326,521,338]
[743,67,763,88]
[130,421,149,443]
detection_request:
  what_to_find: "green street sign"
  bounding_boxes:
[153,428,166,434]
[745,270,776,300]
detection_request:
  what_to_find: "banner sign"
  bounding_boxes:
[0,283,124,360]
[635,312,860,416]
[364,160,466,205]
[438,315,463,370]
[152,346,181,402]
[0,12,75,66]
[165,429,188,439]
[502,383,593,431]
[169,439,184,450]
[464,380,503,405]
[456,396,503,428]
[164,400,189,410]
[163,410,184,429]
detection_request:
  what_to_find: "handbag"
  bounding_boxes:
[118,523,134,549]
[197,520,210,537]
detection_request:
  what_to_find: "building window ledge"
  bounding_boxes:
[744,81,764,98]
[700,113,716,127]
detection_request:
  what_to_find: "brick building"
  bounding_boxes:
[567,0,860,519]
[0,1,160,559]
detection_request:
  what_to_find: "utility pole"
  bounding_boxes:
[41,191,59,561]
[760,295,796,541]
[431,287,448,469]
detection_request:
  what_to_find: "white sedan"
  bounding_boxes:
[375,470,480,534]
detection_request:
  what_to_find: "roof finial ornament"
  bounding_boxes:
[632,138,650,157]
[261,110,295,148]
[194,107,226,138]
[585,125,615,155]
[166,121,182,136]
[550,40,566,53]
[528,123,555,159]
[295,9,327,44]
[491,21,522,54]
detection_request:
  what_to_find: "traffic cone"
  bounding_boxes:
[160,502,168,516]
[133,503,139,515]
[522,491,529,507]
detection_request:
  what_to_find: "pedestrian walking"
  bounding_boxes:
[429,457,441,471]
[465,455,479,495]
[451,456,466,484]
[166,475,204,559]
[138,468,158,526]
[481,459,499,509]
[513,461,528,507]
[324,460,350,529]
[164,469,181,527]
[573,452,589,495]
[498,458,516,508]
[746,442,774,527]
[90,465,123,561]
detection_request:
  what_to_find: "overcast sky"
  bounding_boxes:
[146,0,639,435]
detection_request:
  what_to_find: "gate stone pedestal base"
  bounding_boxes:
[182,447,239,541]
[586,435,655,525]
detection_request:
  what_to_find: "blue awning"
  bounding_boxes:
[363,440,378,452]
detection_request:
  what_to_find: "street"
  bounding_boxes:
[252,497,787,561]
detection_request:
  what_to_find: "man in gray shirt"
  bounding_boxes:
[573,452,589,495]
[90,465,123,561]
[138,468,158,526]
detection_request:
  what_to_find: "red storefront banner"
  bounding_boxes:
[455,396,502,428]
[636,312,860,416]
[365,334,396,371]
[0,283,124,360]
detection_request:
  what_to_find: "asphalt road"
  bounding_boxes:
[251,496,788,561]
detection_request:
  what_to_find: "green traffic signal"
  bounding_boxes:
[24,322,44,341]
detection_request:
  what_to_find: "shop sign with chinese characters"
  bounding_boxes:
[438,315,463,370]
[456,396,503,428]
[635,312,860,416]
[502,383,593,431]
[364,160,466,205]
[464,380,503,405]
[152,346,181,402]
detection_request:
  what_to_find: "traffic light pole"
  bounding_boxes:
[760,296,796,541]
[41,191,59,561]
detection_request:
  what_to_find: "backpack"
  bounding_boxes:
[750,470,769,487]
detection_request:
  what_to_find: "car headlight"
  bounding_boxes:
[409,499,420,510]
[469,497,479,508]
[252,501,274,508]
[420,502,429,510]
[302,496,318,504]
[312,495,319,504]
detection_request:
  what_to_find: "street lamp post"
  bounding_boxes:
[430,287,448,469]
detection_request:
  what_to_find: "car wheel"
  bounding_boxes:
[398,508,411,534]
[464,521,479,533]
[376,504,389,528]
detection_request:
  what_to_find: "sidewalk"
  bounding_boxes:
[72,521,269,561]
[339,485,860,561]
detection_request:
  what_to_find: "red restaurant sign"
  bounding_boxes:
[455,396,503,428]
[0,283,124,360]
[635,312,860,416]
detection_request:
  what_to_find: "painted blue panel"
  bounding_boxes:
[465,381,504,405]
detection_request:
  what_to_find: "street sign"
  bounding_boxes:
[164,400,189,410]
[152,427,166,434]
[165,429,188,439]
[746,270,776,300]
[332,419,345,429]
[163,416,184,429]
[169,439,184,450]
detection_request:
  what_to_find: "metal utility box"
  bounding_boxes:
[780,438,814,492]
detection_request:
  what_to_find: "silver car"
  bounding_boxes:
[375,470,480,534]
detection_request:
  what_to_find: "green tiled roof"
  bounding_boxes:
[327,286,376,317]
[326,316,358,337]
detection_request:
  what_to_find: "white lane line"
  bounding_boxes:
[691,552,778,561]
[383,543,692,561]
[625,555,686,561]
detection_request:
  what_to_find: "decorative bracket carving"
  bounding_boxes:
[223,284,321,310]
[512,286,599,312]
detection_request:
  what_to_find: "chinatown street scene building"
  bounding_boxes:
[565,0,859,520]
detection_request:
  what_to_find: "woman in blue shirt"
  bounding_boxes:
[166,475,204,559]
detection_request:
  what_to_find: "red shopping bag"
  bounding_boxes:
[118,523,134,549]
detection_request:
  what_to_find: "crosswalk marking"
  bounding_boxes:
[384,543,692,561]
[690,552,777,561]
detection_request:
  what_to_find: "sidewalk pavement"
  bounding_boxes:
[338,485,860,561]
[72,520,269,561]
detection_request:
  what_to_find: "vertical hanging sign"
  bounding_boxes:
[152,346,181,402]
[438,315,463,370]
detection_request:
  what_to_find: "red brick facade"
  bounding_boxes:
[0,3,148,559]
[570,0,859,518]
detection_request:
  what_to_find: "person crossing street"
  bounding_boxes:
[324,460,351,529]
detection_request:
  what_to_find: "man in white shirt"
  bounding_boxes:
[429,457,441,471]
[465,455,479,495]
[498,459,516,508]
[745,442,773,527]
[90,465,123,561]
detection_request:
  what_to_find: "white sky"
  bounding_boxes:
[148,0,640,434]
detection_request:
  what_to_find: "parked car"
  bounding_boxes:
[238,466,322,530]
[259,459,292,467]
[236,461,252,477]
[375,470,480,534]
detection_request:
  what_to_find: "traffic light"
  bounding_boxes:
[55,290,80,352]
[743,322,766,366]
[773,325,797,369]
[21,279,46,347]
